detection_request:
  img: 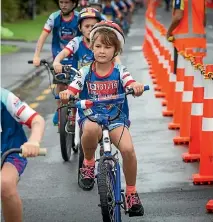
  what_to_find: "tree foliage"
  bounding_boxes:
[2,0,58,22]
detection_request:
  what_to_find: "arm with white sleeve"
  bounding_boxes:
[53,36,80,73]
[2,88,45,156]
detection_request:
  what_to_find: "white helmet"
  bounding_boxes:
[90,20,125,48]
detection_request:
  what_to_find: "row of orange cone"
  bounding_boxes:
[143,10,213,213]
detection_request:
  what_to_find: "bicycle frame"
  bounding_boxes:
[98,124,123,221]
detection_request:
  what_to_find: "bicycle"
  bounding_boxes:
[28,59,80,161]
[56,84,149,221]
[1,147,47,169]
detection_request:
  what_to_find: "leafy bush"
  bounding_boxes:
[2,0,58,22]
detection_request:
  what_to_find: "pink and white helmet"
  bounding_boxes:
[90,20,125,48]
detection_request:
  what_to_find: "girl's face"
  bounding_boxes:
[80,18,98,40]
[59,0,74,15]
[93,34,115,63]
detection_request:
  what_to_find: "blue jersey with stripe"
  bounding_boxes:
[65,36,94,69]
[68,63,136,122]
[44,10,79,67]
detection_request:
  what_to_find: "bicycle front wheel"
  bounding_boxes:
[97,158,121,222]
[59,107,75,161]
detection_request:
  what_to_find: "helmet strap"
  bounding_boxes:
[111,51,118,61]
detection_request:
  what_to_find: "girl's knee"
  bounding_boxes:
[1,176,17,199]
[120,145,136,158]
[83,121,102,137]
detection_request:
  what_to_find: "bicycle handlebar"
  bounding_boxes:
[55,85,149,122]
[1,148,47,168]
[27,59,81,84]
[54,85,149,101]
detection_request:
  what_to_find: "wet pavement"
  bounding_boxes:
[1,7,213,222]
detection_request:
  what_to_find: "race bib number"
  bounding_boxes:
[87,80,119,96]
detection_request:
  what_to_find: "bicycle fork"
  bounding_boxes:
[102,128,126,220]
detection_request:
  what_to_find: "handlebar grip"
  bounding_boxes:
[28,59,48,65]
[19,148,47,157]
[144,85,150,91]
[38,148,47,156]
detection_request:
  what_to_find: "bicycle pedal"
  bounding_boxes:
[121,189,124,192]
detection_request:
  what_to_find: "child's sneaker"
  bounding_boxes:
[126,192,144,217]
[78,163,95,190]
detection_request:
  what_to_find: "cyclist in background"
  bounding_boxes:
[53,8,103,71]
[33,0,79,125]
[102,0,122,22]
[88,0,107,20]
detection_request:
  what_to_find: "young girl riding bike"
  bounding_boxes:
[59,20,144,216]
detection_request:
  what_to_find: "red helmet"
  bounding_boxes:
[78,7,102,25]
[90,20,125,48]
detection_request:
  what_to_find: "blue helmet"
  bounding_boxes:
[78,7,102,25]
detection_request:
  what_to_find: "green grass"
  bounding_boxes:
[2,13,50,41]
[1,45,19,55]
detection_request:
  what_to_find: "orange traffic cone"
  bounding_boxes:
[173,50,194,145]
[154,30,167,98]
[193,64,213,184]
[182,57,204,162]
[162,42,175,116]
[168,52,185,130]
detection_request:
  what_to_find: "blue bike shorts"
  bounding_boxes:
[79,117,131,131]
[5,153,27,176]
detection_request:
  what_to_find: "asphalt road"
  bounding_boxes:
[1,7,213,222]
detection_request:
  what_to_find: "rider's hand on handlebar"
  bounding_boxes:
[33,56,41,67]
[59,89,72,104]
[53,61,63,73]
[21,141,40,158]
[129,82,144,96]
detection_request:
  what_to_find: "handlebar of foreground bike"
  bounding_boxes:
[28,59,81,84]
[1,148,47,169]
[54,85,149,101]
[54,85,149,122]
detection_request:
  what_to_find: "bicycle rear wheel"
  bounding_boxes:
[98,158,121,222]
[59,107,75,161]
